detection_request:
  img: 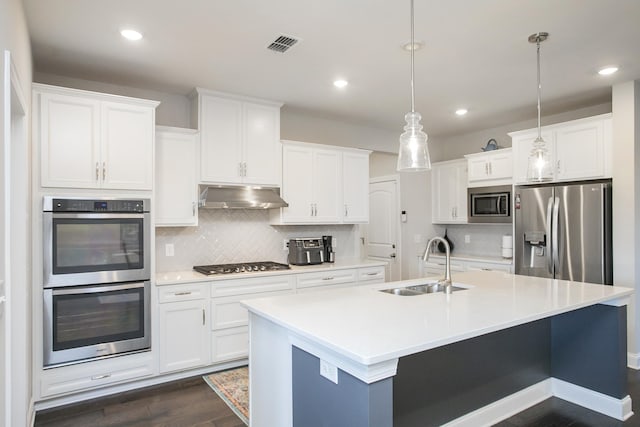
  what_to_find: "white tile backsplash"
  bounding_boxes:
[432,224,512,259]
[155,209,360,272]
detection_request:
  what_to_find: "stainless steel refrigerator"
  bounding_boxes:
[514,180,612,284]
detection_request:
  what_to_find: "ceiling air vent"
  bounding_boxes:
[267,35,300,53]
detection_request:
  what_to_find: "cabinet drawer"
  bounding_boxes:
[210,275,294,298]
[212,327,248,363]
[466,264,512,273]
[211,290,291,330]
[158,283,208,303]
[358,266,386,283]
[296,269,358,289]
[40,352,153,398]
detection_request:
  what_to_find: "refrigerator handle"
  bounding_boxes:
[552,196,560,274]
[546,197,554,274]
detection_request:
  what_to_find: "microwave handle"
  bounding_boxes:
[496,195,502,213]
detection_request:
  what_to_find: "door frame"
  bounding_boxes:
[3,49,28,427]
[368,175,402,281]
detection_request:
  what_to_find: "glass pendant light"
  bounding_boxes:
[527,32,553,182]
[397,0,431,172]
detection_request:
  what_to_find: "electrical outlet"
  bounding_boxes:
[320,359,338,384]
[464,235,471,244]
[283,239,289,251]
[165,243,175,257]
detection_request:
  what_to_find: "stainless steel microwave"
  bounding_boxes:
[468,185,511,223]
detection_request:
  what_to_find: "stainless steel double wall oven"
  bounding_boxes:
[42,197,151,367]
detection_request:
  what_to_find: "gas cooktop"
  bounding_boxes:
[193,261,290,276]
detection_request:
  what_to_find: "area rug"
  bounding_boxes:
[203,366,249,425]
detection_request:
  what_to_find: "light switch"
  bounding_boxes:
[165,243,175,257]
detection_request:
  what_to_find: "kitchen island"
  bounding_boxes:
[242,271,633,427]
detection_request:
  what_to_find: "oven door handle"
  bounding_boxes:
[50,213,146,220]
[51,281,147,296]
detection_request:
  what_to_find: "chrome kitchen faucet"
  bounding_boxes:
[424,237,453,294]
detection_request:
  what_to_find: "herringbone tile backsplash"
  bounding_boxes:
[155,209,361,272]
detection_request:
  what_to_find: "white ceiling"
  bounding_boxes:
[24,0,640,142]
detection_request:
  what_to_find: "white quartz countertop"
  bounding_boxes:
[242,271,633,366]
[155,258,387,285]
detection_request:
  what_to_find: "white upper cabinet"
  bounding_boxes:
[510,114,612,184]
[155,127,199,227]
[342,151,370,223]
[272,141,371,225]
[431,159,468,224]
[465,148,512,187]
[193,89,282,186]
[35,84,158,190]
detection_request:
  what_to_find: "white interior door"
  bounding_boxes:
[366,177,400,281]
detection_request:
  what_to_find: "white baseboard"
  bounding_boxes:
[552,378,634,421]
[443,379,553,427]
[443,377,634,426]
[628,352,640,369]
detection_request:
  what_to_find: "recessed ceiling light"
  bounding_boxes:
[402,41,424,51]
[455,108,468,116]
[598,66,618,76]
[333,79,348,88]
[121,29,143,41]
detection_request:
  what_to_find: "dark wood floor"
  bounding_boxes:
[34,375,245,427]
[35,369,640,427]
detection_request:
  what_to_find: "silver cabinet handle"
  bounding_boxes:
[244,162,247,177]
[310,204,314,217]
[192,201,196,216]
[95,162,99,181]
[175,291,192,296]
[202,308,205,326]
[485,163,488,175]
[556,160,561,173]
[366,272,378,276]
[322,277,334,281]
[102,162,106,180]
[489,162,492,175]
[91,374,111,381]
[238,163,243,177]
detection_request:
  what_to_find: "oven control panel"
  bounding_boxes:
[44,197,149,213]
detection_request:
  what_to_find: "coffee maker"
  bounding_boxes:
[322,235,335,263]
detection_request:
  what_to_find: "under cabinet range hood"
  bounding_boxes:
[198,185,288,209]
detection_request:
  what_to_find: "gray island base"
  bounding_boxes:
[244,271,633,426]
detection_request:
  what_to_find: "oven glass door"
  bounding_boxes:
[44,282,150,367]
[44,213,150,286]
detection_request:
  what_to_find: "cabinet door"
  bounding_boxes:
[432,161,466,223]
[467,156,489,182]
[243,103,280,186]
[199,95,243,184]
[313,149,342,223]
[40,92,101,188]
[155,129,199,226]
[281,144,315,222]
[159,299,209,373]
[555,120,604,181]
[342,151,370,223]
[101,102,154,190]
[488,150,513,180]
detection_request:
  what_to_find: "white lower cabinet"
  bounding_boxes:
[40,352,154,398]
[158,283,210,374]
[357,265,386,284]
[210,275,295,362]
[424,257,513,277]
[424,260,466,277]
[295,269,358,292]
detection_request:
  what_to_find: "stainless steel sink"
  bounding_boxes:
[380,282,466,296]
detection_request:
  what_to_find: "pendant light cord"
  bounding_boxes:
[536,38,542,140]
[410,0,415,113]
